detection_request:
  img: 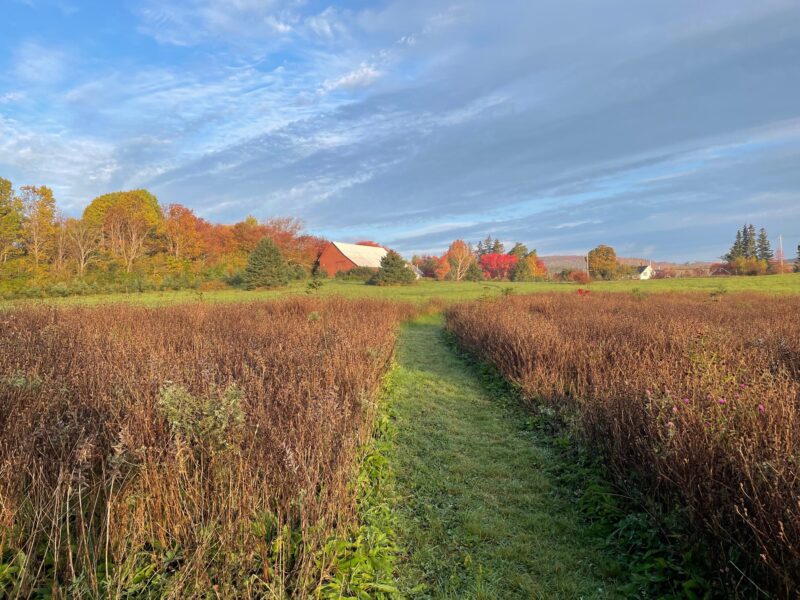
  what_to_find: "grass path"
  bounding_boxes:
[388,315,621,599]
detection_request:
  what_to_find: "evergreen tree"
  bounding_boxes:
[369,250,416,286]
[491,238,505,254]
[727,229,744,261]
[510,256,533,281]
[507,242,528,258]
[476,235,494,257]
[744,224,757,259]
[756,228,773,262]
[795,244,800,273]
[740,224,750,258]
[464,261,484,281]
[243,237,289,289]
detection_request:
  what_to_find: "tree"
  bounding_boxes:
[434,255,451,280]
[464,261,484,281]
[726,229,744,261]
[588,244,619,280]
[510,251,547,281]
[491,238,505,254]
[369,250,416,286]
[243,237,289,289]
[446,240,474,281]
[507,243,528,258]
[19,185,57,268]
[756,228,773,262]
[795,245,800,273]
[65,218,101,276]
[743,224,757,259]
[164,204,205,260]
[479,253,517,279]
[84,189,163,271]
[0,177,23,264]
[412,255,439,278]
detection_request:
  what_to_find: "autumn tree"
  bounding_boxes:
[0,177,23,264]
[510,250,547,281]
[480,253,517,279]
[232,216,267,255]
[412,255,439,278]
[588,244,620,280]
[19,185,57,268]
[164,204,205,260]
[53,215,68,274]
[65,218,101,276]
[446,240,474,281]
[434,255,451,280]
[243,237,289,289]
[84,190,163,272]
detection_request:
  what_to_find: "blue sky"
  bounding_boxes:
[1,0,799,261]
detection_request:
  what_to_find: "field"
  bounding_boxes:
[446,292,800,596]
[0,298,415,598]
[2,273,799,309]
[2,276,800,598]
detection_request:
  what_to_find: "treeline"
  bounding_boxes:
[411,237,549,282]
[0,179,325,298]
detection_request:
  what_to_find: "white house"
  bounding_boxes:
[635,265,654,280]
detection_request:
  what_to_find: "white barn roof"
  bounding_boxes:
[333,242,388,269]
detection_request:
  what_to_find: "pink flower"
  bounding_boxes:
[682,397,690,404]
[718,397,727,405]
[739,383,746,390]
[672,406,678,413]
[758,404,765,413]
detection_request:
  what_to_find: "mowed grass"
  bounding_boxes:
[388,315,622,599]
[3,272,800,309]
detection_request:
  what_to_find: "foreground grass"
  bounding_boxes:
[3,273,799,309]
[388,315,621,599]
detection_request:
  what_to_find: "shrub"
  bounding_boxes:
[335,266,375,281]
[0,298,416,596]
[569,270,591,284]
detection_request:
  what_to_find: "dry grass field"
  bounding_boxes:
[0,298,415,598]
[446,292,800,596]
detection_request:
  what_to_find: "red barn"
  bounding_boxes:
[317,241,388,277]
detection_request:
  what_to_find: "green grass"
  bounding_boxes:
[387,315,623,599]
[3,273,799,309]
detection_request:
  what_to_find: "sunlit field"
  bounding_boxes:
[2,273,799,310]
[446,292,800,596]
[0,298,415,598]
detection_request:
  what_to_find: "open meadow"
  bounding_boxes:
[0,298,416,598]
[2,277,800,598]
[2,273,800,309]
[446,292,800,597]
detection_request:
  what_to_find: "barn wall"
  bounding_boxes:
[318,243,357,277]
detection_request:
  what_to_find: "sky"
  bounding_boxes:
[1,0,799,262]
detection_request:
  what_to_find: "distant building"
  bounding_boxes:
[408,264,424,279]
[635,265,654,280]
[317,241,387,277]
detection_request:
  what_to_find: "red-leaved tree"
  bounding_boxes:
[480,253,518,279]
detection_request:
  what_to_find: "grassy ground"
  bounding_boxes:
[388,315,622,599]
[3,273,799,309]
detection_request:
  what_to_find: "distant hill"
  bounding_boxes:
[540,255,712,274]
